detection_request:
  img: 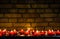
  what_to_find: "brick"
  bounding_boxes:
[36,27,44,30]
[40,14,57,17]
[45,9,53,13]
[27,9,36,13]
[32,4,48,8]
[0,0,9,3]
[9,19,17,22]
[0,23,12,27]
[0,4,13,8]
[54,9,59,13]
[0,9,8,13]
[44,18,54,22]
[36,23,48,26]
[16,4,30,8]
[18,18,26,22]
[23,14,39,18]
[18,18,34,23]
[5,14,21,17]
[25,23,31,27]
[26,18,34,22]
[45,27,52,30]
[36,9,45,13]
[58,14,60,17]
[0,14,3,17]
[18,9,26,13]
[31,23,37,27]
[13,23,31,29]
[35,18,44,22]
[13,23,26,26]
[54,18,60,22]
[49,23,60,26]
[0,18,8,22]
[50,4,60,8]
[9,9,17,13]
[11,0,17,3]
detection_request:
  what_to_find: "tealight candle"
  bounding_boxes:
[9,30,15,36]
[2,29,7,35]
[0,29,2,37]
[20,29,24,34]
[13,29,17,35]
[47,30,55,36]
[56,30,60,35]
[25,30,30,35]
[33,30,40,36]
[40,30,45,36]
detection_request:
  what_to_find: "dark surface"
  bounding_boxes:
[0,36,60,39]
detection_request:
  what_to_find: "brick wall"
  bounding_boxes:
[0,0,60,30]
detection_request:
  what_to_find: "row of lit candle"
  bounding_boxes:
[0,29,60,37]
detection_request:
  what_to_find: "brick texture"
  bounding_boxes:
[0,14,3,17]
[4,14,22,17]
[0,0,60,30]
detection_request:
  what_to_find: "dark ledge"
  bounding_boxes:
[0,36,60,39]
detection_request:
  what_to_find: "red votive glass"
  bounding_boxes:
[56,30,60,35]
[0,29,3,37]
[40,30,45,36]
[24,30,30,36]
[2,29,7,36]
[47,30,55,36]
[9,30,16,36]
[20,29,24,35]
[33,30,40,36]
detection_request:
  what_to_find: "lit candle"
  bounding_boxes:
[47,29,55,36]
[40,30,45,36]
[6,31,10,36]
[13,29,17,35]
[20,29,24,34]
[56,30,60,35]
[33,30,40,36]
[0,29,3,37]
[25,30,30,35]
[2,29,7,35]
[32,30,35,34]
[9,30,15,36]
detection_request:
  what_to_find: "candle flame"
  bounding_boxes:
[42,30,44,32]
[0,29,1,31]
[3,29,6,31]
[11,30,13,32]
[21,29,24,31]
[13,29,16,32]
[36,30,39,32]
[52,30,53,32]
[57,30,59,32]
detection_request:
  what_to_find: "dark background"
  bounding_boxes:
[0,0,60,30]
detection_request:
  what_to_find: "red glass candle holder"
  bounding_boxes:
[40,30,45,36]
[0,29,3,37]
[56,30,60,35]
[47,30,55,36]
[33,30,40,36]
[20,29,24,35]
